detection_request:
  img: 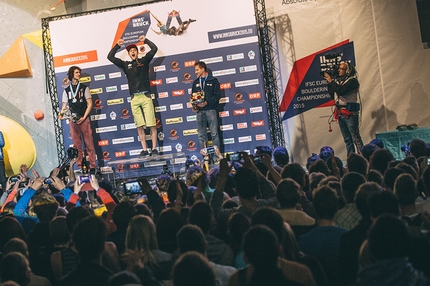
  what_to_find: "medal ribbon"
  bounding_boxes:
[69,82,80,101]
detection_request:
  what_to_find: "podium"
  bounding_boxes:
[104,152,187,184]
[375,127,430,160]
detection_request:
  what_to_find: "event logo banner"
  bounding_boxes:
[279,40,356,120]
[111,10,151,52]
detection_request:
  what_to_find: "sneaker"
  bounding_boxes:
[151,149,159,156]
[139,150,150,157]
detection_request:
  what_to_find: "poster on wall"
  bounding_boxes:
[48,0,271,171]
[279,40,356,120]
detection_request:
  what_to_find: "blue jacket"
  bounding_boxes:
[191,75,221,110]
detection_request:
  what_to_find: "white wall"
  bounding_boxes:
[266,0,430,164]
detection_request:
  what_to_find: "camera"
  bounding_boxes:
[320,52,341,78]
[67,147,79,159]
[10,176,20,183]
[124,181,143,195]
[77,174,91,184]
[227,152,242,161]
[206,146,215,155]
[44,178,53,185]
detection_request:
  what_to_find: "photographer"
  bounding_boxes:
[324,62,364,155]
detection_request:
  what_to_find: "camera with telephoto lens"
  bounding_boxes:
[67,147,79,159]
[320,53,341,78]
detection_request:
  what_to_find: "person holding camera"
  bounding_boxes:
[324,62,364,155]
[60,66,97,173]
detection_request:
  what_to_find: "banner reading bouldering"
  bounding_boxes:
[280,40,356,120]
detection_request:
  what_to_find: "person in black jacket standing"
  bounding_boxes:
[107,35,159,157]
[191,61,221,152]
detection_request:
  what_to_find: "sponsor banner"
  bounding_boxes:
[220,124,234,131]
[249,92,261,99]
[186,115,196,122]
[239,65,257,73]
[80,76,91,83]
[212,68,236,77]
[112,137,135,144]
[166,117,183,124]
[106,86,117,92]
[219,97,230,104]
[90,114,106,121]
[90,88,103,94]
[95,126,118,133]
[238,135,252,143]
[219,111,230,117]
[223,138,235,144]
[94,74,106,81]
[109,72,122,79]
[98,140,109,146]
[114,151,127,157]
[235,79,259,87]
[170,103,183,110]
[251,120,265,127]
[250,106,263,113]
[158,92,168,98]
[183,129,198,136]
[160,145,172,152]
[107,98,124,105]
[120,123,136,130]
[256,134,267,140]
[226,53,245,61]
[155,106,167,112]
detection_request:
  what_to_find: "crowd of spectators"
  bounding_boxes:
[0,140,430,285]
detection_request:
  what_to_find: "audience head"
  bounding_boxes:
[66,206,94,233]
[227,212,251,254]
[156,208,184,253]
[251,207,285,244]
[126,215,157,252]
[281,163,306,189]
[409,138,427,159]
[176,224,206,255]
[309,172,327,193]
[188,202,213,234]
[32,193,59,223]
[354,182,381,220]
[366,169,383,186]
[276,178,301,209]
[396,162,418,180]
[369,138,384,149]
[172,251,215,286]
[367,190,399,219]
[383,167,405,192]
[347,153,368,176]
[341,172,366,203]
[369,149,394,176]
[394,173,418,206]
[49,216,70,246]
[234,167,259,199]
[306,153,320,171]
[368,214,410,260]
[2,238,29,258]
[73,216,107,261]
[0,217,27,252]
[360,143,380,162]
[313,186,338,220]
[273,146,290,167]
[308,159,331,176]
[243,225,280,268]
[112,201,136,230]
[0,252,31,286]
